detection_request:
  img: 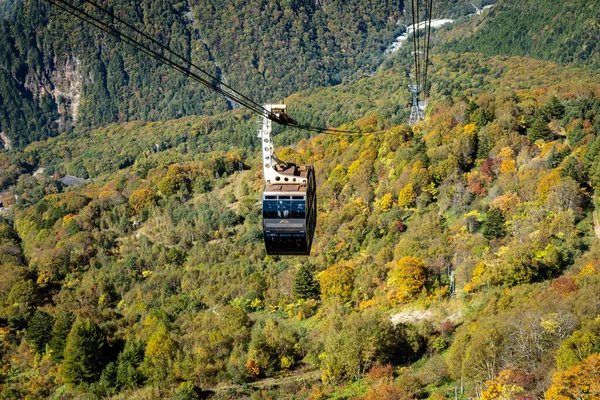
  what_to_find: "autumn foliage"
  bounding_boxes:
[545,354,600,399]
[387,257,427,304]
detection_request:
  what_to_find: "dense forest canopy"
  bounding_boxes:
[0,0,406,148]
[2,48,600,398]
[2,0,600,399]
[0,0,503,149]
[443,0,600,68]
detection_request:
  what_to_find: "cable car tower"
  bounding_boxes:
[408,84,424,126]
[407,0,434,126]
[258,105,316,256]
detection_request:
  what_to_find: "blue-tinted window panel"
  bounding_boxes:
[263,200,279,218]
[277,199,292,218]
[291,200,306,218]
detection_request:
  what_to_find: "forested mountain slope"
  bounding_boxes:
[2,0,600,399]
[0,0,501,149]
[1,48,600,398]
[0,0,407,149]
[443,0,600,68]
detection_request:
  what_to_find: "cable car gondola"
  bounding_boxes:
[258,105,316,255]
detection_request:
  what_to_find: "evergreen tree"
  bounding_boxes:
[97,362,118,397]
[561,156,586,185]
[26,310,54,355]
[62,318,109,384]
[528,112,552,141]
[116,340,146,390]
[476,128,493,160]
[482,207,507,240]
[472,108,492,129]
[545,146,573,170]
[545,146,562,169]
[567,122,584,146]
[49,310,75,362]
[544,95,565,119]
[583,136,600,167]
[465,100,479,123]
[293,263,320,300]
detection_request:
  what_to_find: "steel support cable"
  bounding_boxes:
[68,6,264,117]
[422,0,428,97]
[83,0,385,135]
[45,0,382,136]
[415,0,421,92]
[82,0,272,120]
[423,0,434,98]
[410,0,419,91]
[45,0,273,118]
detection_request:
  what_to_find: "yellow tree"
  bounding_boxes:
[143,326,178,384]
[128,189,156,214]
[397,184,417,209]
[317,261,355,303]
[387,256,427,304]
[463,123,478,135]
[379,193,394,212]
[480,370,525,400]
[536,170,561,201]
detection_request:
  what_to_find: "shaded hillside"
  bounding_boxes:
[0,0,221,148]
[443,0,600,68]
[0,0,16,17]
[0,0,507,150]
[1,51,600,398]
[0,0,409,149]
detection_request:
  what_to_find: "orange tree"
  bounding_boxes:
[545,353,600,399]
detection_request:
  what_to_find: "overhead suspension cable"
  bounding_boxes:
[408,0,434,124]
[415,0,421,91]
[410,0,420,91]
[83,0,270,119]
[43,0,383,136]
[423,0,434,98]
[45,0,268,118]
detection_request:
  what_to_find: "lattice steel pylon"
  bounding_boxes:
[408,84,424,126]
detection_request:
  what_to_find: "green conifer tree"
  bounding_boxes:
[528,113,552,141]
[482,207,507,240]
[26,310,54,355]
[49,310,75,362]
[116,340,146,390]
[293,263,321,300]
[544,95,565,119]
[545,146,562,169]
[465,100,479,123]
[62,318,109,384]
[561,156,586,185]
[567,123,584,146]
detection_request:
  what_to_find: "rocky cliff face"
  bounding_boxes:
[22,55,82,128]
[0,131,10,150]
[51,56,83,125]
